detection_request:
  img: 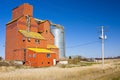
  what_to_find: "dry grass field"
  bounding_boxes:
[0,59,120,80]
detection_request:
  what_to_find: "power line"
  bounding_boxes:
[66,40,100,49]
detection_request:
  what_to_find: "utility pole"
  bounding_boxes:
[99,26,107,69]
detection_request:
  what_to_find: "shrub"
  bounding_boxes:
[68,56,81,64]
[0,61,9,66]
[0,57,3,61]
[9,61,23,68]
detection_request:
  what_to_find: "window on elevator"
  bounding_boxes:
[27,38,31,42]
[28,54,32,58]
[46,30,48,34]
[22,37,25,42]
[35,39,40,44]
[33,54,36,58]
[48,62,50,64]
[46,53,50,58]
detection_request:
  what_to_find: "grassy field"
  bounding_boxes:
[0,59,120,80]
[95,71,120,80]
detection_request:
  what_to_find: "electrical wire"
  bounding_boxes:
[66,40,100,49]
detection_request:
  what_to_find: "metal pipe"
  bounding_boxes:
[26,15,31,32]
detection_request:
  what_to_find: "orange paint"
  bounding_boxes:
[5,3,59,67]
[12,3,33,19]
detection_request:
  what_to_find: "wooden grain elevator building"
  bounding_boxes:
[5,3,59,67]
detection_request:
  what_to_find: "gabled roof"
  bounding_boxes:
[34,18,46,23]
[27,48,55,53]
[34,18,51,24]
[18,30,45,40]
[6,16,23,25]
[47,44,58,49]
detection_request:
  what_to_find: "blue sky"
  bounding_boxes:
[0,0,120,58]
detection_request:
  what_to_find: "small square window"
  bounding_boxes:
[46,53,50,58]
[28,54,32,58]
[27,38,31,42]
[22,37,25,42]
[33,54,36,58]
[35,39,40,44]
[48,62,50,64]
[46,30,48,34]
[41,62,44,64]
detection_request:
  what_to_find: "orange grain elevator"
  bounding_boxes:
[5,3,59,67]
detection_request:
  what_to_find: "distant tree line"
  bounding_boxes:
[95,56,120,60]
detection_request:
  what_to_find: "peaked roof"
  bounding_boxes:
[34,18,46,23]
[6,16,23,25]
[18,30,45,40]
[34,18,51,24]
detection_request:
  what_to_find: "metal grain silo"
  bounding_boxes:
[51,24,66,59]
